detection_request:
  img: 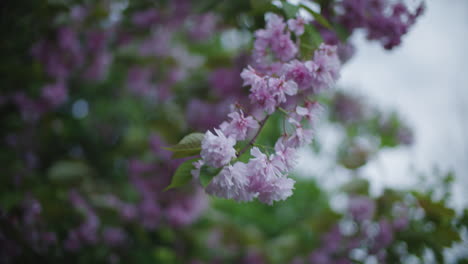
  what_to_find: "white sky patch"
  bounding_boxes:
[296,0,468,208]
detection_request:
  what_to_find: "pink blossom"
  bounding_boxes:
[252,14,298,67]
[337,42,356,63]
[286,126,314,148]
[132,9,159,27]
[240,65,263,87]
[295,101,323,125]
[315,44,341,80]
[247,147,277,177]
[252,147,284,177]
[186,99,230,131]
[265,13,286,36]
[83,51,112,81]
[206,162,255,202]
[57,26,84,66]
[287,17,306,35]
[272,139,297,171]
[191,160,204,180]
[126,67,155,97]
[348,196,376,221]
[201,129,237,168]
[256,177,295,205]
[283,60,313,90]
[245,147,295,205]
[268,76,298,104]
[165,188,207,226]
[271,33,298,61]
[306,60,333,92]
[102,227,126,247]
[304,44,341,92]
[41,81,68,107]
[187,13,218,41]
[209,67,243,98]
[220,110,259,141]
[248,77,277,114]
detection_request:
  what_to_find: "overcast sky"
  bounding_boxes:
[297,0,468,208]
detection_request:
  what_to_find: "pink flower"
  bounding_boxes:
[315,44,340,80]
[132,9,159,27]
[126,67,155,97]
[265,13,286,36]
[245,147,295,205]
[268,76,298,104]
[348,196,376,221]
[220,110,259,141]
[41,81,68,107]
[271,33,298,61]
[287,17,306,35]
[187,13,218,41]
[201,129,237,168]
[286,126,314,148]
[257,177,295,205]
[191,160,204,180]
[209,68,243,98]
[282,60,313,90]
[272,139,297,171]
[83,51,112,81]
[306,44,341,92]
[306,60,333,92]
[165,188,207,227]
[252,14,298,68]
[248,77,277,114]
[247,147,278,177]
[206,162,255,202]
[240,65,263,87]
[295,101,323,125]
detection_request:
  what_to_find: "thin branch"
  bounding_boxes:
[237,115,270,157]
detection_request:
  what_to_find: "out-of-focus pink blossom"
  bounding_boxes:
[41,81,68,107]
[287,17,306,35]
[348,196,376,221]
[83,51,112,81]
[132,9,159,27]
[166,188,208,226]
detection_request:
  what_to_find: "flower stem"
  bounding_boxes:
[278,107,290,115]
[237,115,270,157]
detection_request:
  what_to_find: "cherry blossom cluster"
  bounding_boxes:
[192,14,341,204]
[308,196,411,264]
[336,0,425,49]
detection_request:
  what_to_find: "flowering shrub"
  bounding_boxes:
[1,0,467,263]
[167,15,341,205]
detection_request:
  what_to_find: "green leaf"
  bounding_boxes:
[153,246,177,263]
[195,0,220,13]
[299,24,323,59]
[333,23,351,43]
[299,4,332,29]
[255,111,282,148]
[199,165,222,187]
[48,160,91,183]
[163,132,204,158]
[341,178,370,195]
[419,198,456,221]
[250,0,272,12]
[282,1,299,19]
[164,158,199,191]
[235,149,252,163]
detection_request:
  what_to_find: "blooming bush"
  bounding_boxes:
[1,0,467,263]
